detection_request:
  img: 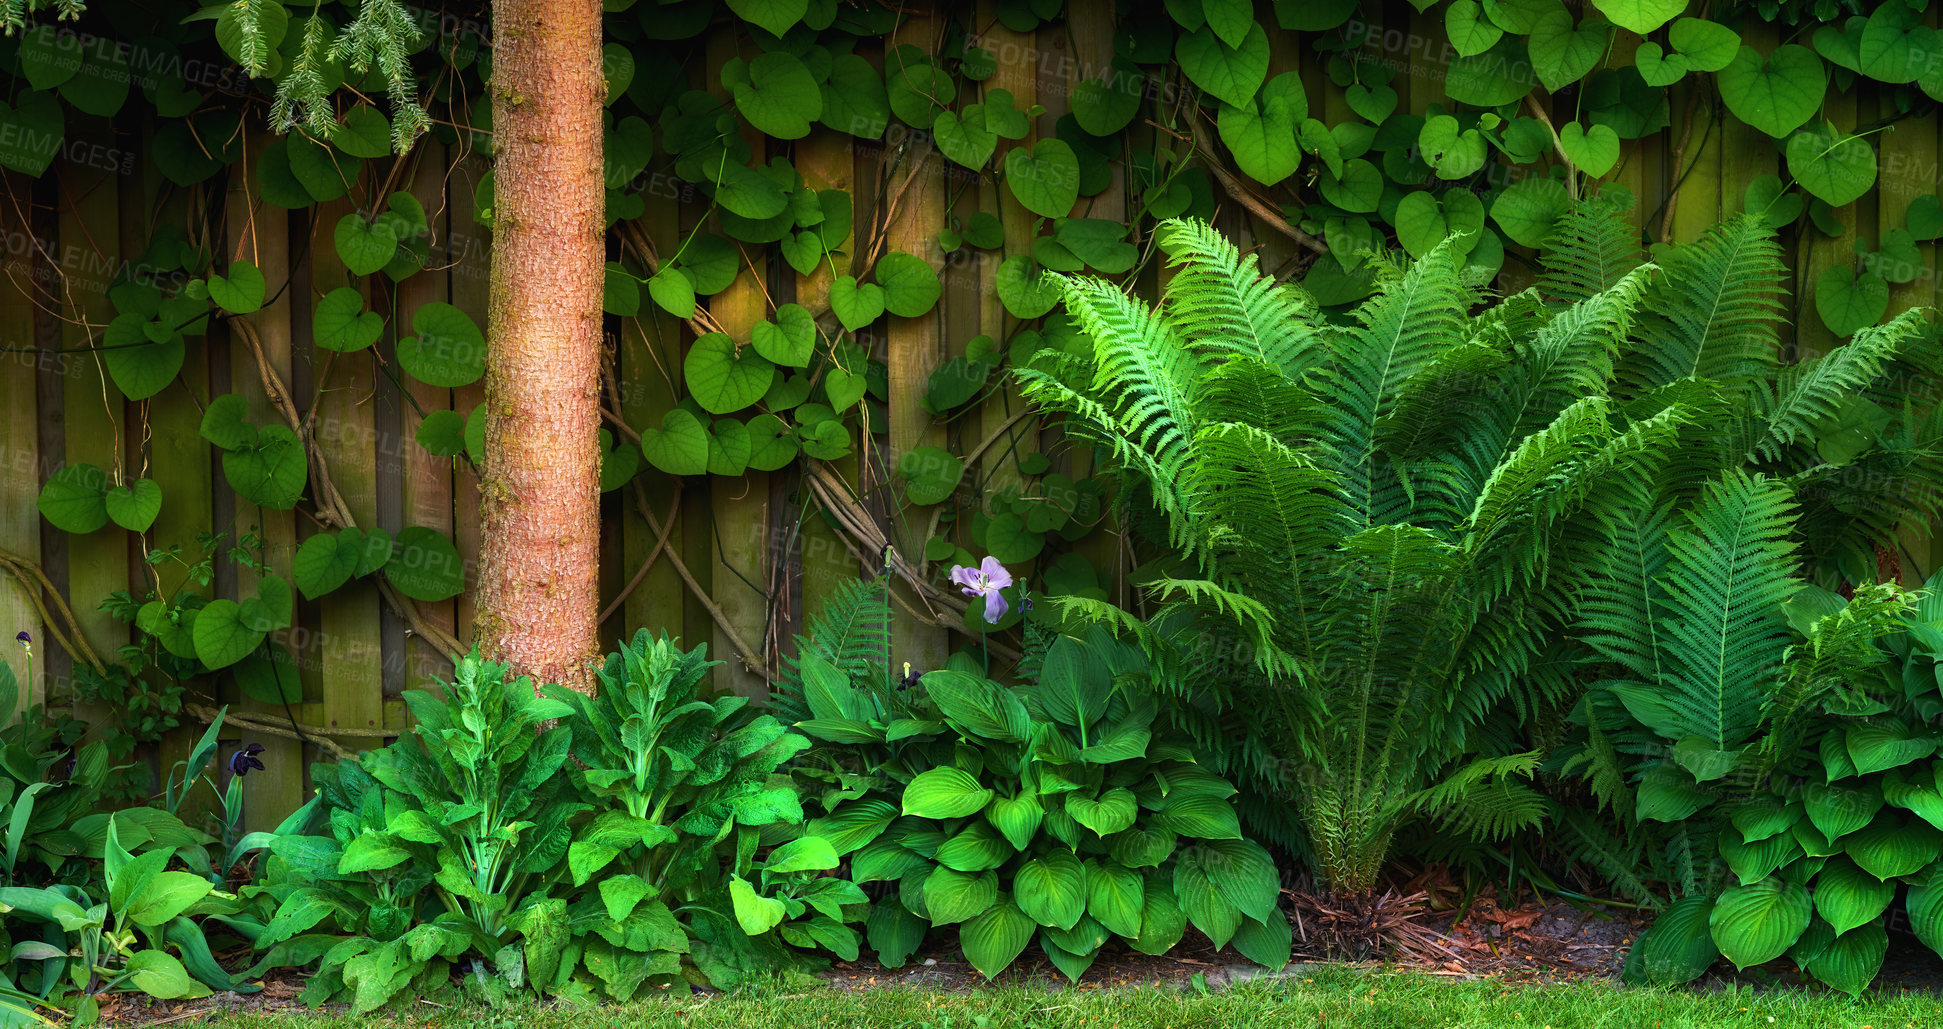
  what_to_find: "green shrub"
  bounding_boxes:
[793,622,1288,980]
[251,636,849,1012]
[1016,205,1940,902]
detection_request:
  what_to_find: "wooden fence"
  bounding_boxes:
[1,1,1938,829]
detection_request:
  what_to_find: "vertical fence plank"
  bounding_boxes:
[792,131,861,635]
[0,181,42,717]
[308,173,386,758]
[396,142,460,693]
[707,28,779,695]
[886,12,951,674]
[224,135,303,828]
[58,122,128,733]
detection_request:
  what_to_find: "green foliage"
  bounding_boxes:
[789,618,1290,980]
[254,638,850,1011]
[1023,210,1941,904]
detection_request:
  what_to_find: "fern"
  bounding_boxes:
[1647,472,1802,750]
[1626,214,1788,392]
[1536,188,1643,304]
[1156,219,1327,375]
[1026,213,1942,899]
[770,576,890,724]
[1750,308,1925,461]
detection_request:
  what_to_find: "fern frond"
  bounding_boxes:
[1406,752,1549,843]
[771,576,891,722]
[1756,581,1912,772]
[1652,471,1802,750]
[1021,275,1207,547]
[1325,238,1474,523]
[1749,307,1927,462]
[1556,807,1662,906]
[1626,214,1788,392]
[1536,187,1643,304]
[1156,218,1327,375]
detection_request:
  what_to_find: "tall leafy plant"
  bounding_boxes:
[1018,206,1939,900]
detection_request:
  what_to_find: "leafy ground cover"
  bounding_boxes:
[164,964,1943,1029]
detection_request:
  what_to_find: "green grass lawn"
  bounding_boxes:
[199,965,1943,1029]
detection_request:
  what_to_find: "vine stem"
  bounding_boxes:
[1187,117,1327,256]
[1521,95,1579,201]
[228,315,465,659]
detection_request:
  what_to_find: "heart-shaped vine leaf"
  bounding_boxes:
[207,260,265,315]
[387,526,466,602]
[753,303,817,367]
[398,303,488,387]
[685,333,776,414]
[104,478,163,532]
[641,409,711,476]
[1559,121,1622,177]
[1718,45,1827,138]
[830,276,887,331]
[877,252,943,318]
[313,287,383,352]
[38,463,110,534]
[1005,139,1082,219]
[1786,125,1877,207]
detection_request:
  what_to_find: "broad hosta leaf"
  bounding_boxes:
[1845,814,1943,880]
[1805,780,1882,841]
[1065,788,1138,837]
[1189,838,1282,921]
[936,821,1014,872]
[1814,857,1894,934]
[1623,896,1718,986]
[902,767,994,818]
[1804,923,1888,997]
[1087,863,1145,938]
[1155,795,1243,840]
[1174,853,1243,948]
[986,792,1045,851]
[924,670,1033,742]
[1015,849,1087,929]
[1847,720,1939,776]
[1906,865,1943,957]
[1133,880,1187,955]
[923,866,999,925]
[1710,877,1811,969]
[1231,913,1293,969]
[960,894,1035,978]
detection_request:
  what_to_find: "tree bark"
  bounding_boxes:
[475,0,605,694]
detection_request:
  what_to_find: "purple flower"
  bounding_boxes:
[14,631,28,646]
[950,556,1014,624]
[228,743,266,778]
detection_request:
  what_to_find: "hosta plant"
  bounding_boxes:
[1602,568,1943,996]
[795,627,1290,980]
[1016,202,1941,903]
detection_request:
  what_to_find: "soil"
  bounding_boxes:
[92,883,1943,1026]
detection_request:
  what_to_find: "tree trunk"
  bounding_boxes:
[474,0,605,694]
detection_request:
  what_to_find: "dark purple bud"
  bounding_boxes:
[228,742,267,778]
